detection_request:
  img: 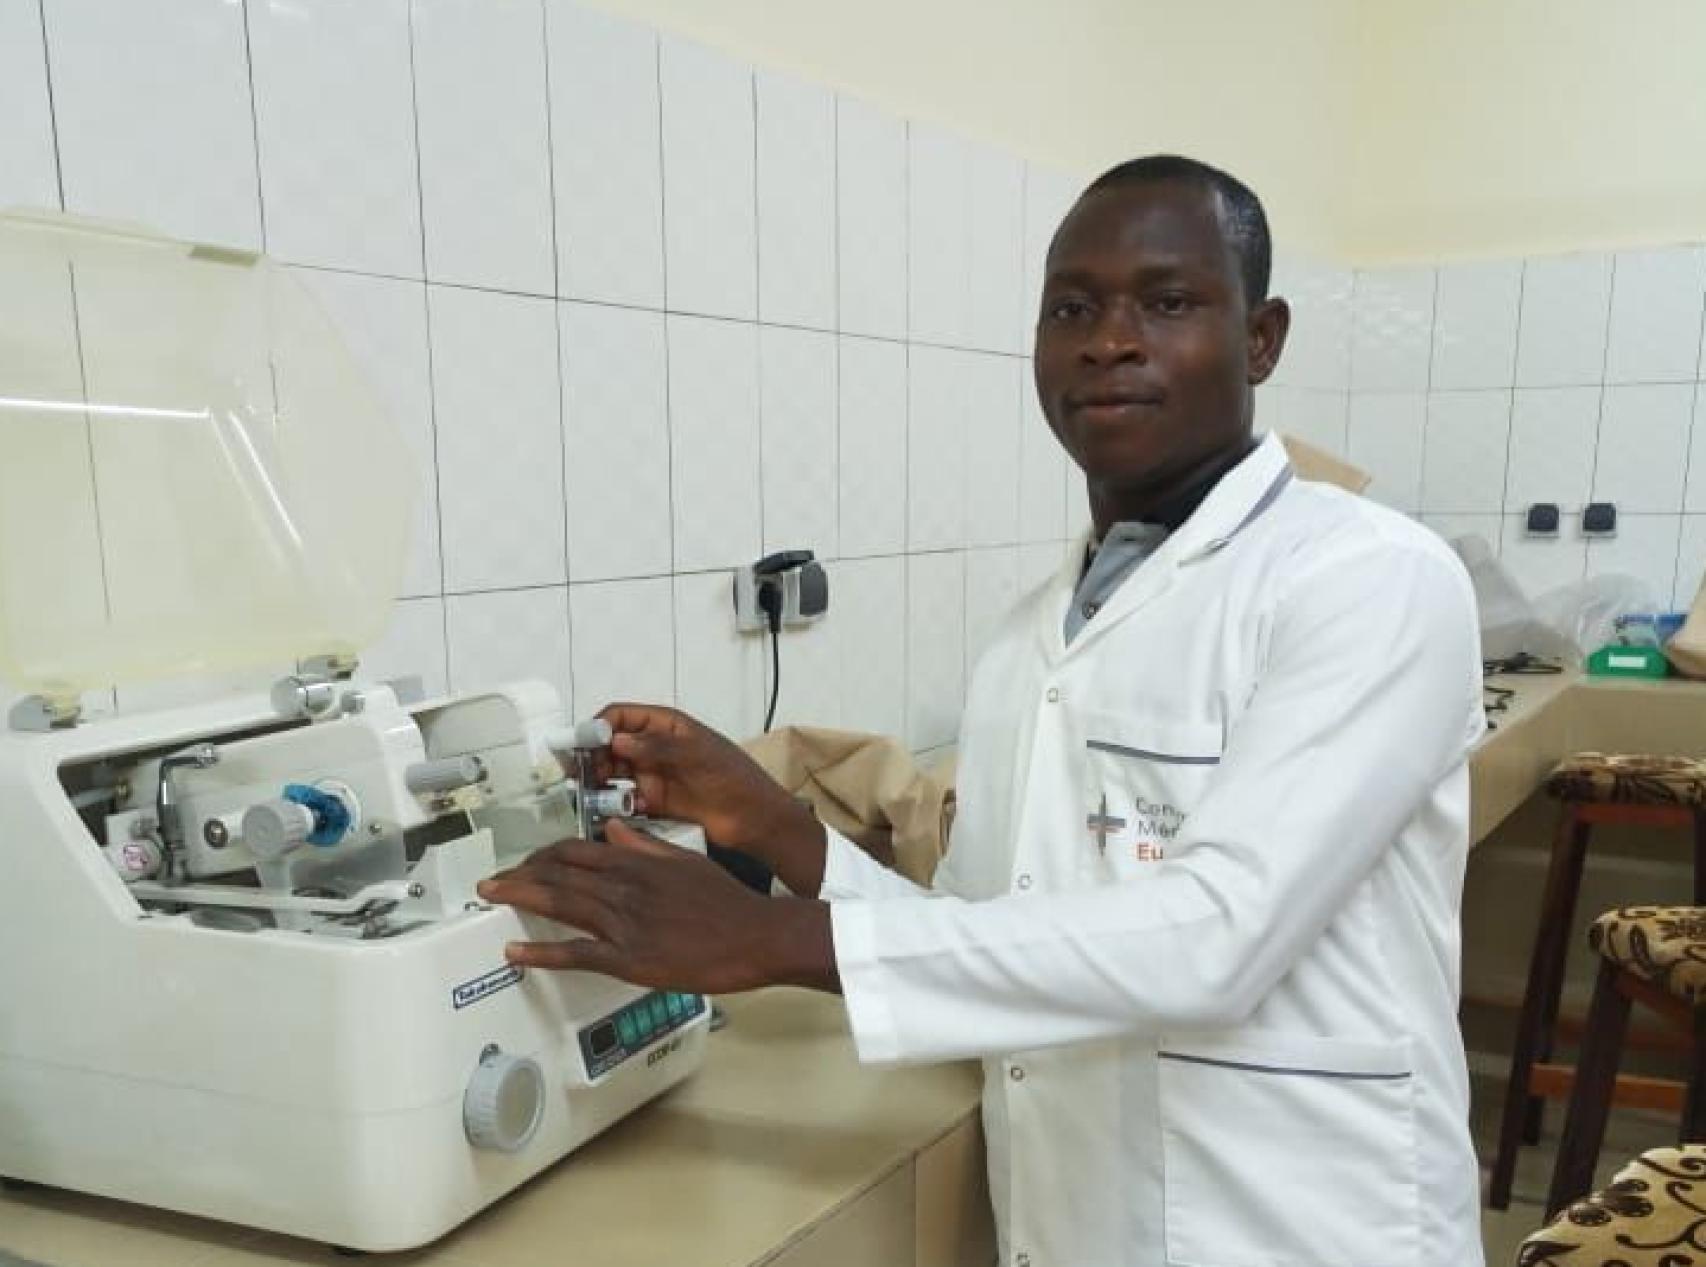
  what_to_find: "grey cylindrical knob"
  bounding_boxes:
[463,1048,545,1153]
[406,756,487,797]
[584,786,635,820]
[272,676,338,720]
[572,719,612,749]
[242,798,315,861]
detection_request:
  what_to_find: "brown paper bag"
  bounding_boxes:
[741,726,956,886]
[1279,433,1372,495]
[1667,573,1706,678]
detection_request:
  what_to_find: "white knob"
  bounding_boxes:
[574,719,612,748]
[242,799,314,861]
[406,756,486,797]
[463,1047,545,1153]
[545,720,612,755]
[271,676,338,720]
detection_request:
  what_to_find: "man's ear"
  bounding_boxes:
[1246,296,1291,386]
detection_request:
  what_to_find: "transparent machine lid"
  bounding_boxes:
[0,212,413,696]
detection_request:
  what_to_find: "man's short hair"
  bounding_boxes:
[1083,155,1272,307]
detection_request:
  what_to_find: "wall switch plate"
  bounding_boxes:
[1582,502,1617,537]
[1525,503,1560,537]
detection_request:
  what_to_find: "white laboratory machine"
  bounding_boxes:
[0,212,710,1251]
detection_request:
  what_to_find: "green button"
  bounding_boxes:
[649,996,669,1027]
[684,994,703,1017]
[665,993,684,1019]
[617,1013,639,1046]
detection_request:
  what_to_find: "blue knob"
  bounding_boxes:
[282,783,352,847]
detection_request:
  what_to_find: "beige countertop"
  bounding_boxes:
[13,670,1702,1267]
[0,990,989,1267]
[1469,671,1706,845]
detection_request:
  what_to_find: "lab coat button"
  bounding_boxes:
[1081,601,1098,619]
[1016,874,1032,891]
[1009,1065,1026,1082]
[1045,687,1060,703]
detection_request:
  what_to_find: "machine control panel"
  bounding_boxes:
[579,990,706,1080]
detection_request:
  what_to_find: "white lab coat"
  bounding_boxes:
[823,433,1485,1267]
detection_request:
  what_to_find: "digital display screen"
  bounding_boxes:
[580,993,706,1079]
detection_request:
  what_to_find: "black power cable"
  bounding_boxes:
[759,580,783,733]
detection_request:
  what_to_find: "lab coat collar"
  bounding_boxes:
[1037,432,1295,663]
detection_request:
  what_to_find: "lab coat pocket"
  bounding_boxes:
[1081,714,1221,877]
[1156,1031,1419,1267]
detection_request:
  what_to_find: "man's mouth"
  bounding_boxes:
[1068,390,1165,422]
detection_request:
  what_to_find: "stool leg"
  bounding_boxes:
[1685,1006,1706,1143]
[1693,811,1706,905]
[1528,815,1601,1148]
[1488,810,1591,1209]
[1546,959,1632,1218]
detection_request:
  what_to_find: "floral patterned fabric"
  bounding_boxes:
[1517,1147,1706,1264]
[1546,752,1706,807]
[1589,907,1706,1004]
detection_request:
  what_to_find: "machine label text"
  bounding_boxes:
[452,965,523,1010]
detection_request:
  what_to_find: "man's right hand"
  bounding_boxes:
[595,704,827,891]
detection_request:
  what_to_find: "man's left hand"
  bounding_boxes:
[476,820,837,995]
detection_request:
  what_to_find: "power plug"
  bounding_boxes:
[732,550,828,632]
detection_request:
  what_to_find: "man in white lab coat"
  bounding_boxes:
[481,155,1486,1267]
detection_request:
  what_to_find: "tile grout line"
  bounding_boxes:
[1496,261,1530,548]
[1581,255,1620,589]
[653,31,685,710]
[900,117,914,748]
[750,65,771,729]
[538,0,580,714]
[34,0,66,212]
[237,0,268,250]
[401,0,455,697]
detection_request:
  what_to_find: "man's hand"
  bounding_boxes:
[476,819,837,995]
[597,703,827,893]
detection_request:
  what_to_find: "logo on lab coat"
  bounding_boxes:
[1088,791,1181,861]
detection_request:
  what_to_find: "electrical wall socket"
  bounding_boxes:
[731,560,829,633]
[731,566,768,633]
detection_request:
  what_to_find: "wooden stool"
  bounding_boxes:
[1487,753,1706,1210]
[1544,907,1706,1215]
[1518,1146,1706,1265]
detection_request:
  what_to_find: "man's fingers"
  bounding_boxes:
[605,817,674,856]
[512,837,612,873]
[504,936,625,975]
[598,703,685,741]
[608,729,681,771]
[477,874,618,937]
[548,837,617,870]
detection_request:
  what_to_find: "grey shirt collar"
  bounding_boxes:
[1064,522,1170,645]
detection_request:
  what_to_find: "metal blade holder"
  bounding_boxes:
[552,720,636,841]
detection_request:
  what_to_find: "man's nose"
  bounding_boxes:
[1081,305,1147,365]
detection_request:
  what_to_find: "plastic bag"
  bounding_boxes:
[1532,573,1660,658]
[1451,535,1573,661]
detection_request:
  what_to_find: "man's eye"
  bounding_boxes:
[1047,298,1091,322]
[1151,293,1194,316]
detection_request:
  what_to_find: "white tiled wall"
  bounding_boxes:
[0,0,1467,752]
[0,0,1104,752]
[1302,249,1706,609]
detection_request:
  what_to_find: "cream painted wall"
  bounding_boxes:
[578,0,1359,256]
[1351,0,1706,263]
[588,0,1706,266]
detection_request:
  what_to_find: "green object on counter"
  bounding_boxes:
[1586,644,1670,678]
